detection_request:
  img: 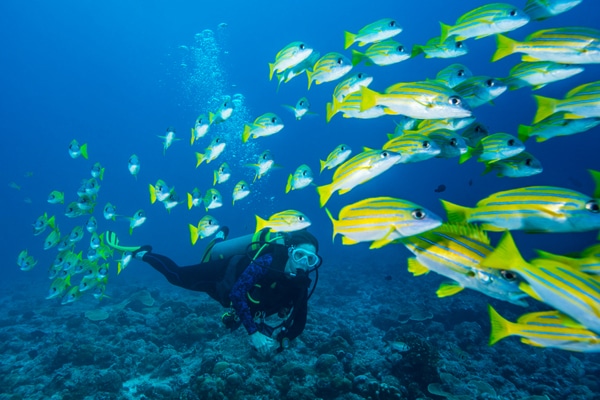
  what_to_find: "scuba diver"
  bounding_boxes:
[105,227,321,357]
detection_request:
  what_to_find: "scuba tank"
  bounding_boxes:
[202,229,287,263]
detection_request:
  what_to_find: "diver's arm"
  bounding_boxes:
[229,254,272,335]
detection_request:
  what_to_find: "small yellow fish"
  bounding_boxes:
[286,164,314,193]
[232,180,251,205]
[189,215,220,245]
[48,190,65,204]
[255,210,311,233]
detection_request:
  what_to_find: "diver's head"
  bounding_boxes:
[283,230,321,278]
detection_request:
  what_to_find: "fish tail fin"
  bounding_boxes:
[589,169,600,198]
[481,231,527,272]
[517,124,532,142]
[343,31,355,50]
[488,304,515,345]
[190,128,195,145]
[149,184,157,204]
[189,224,199,246]
[351,49,365,66]
[316,183,334,208]
[458,146,474,164]
[325,102,333,123]
[268,62,275,81]
[117,262,123,275]
[319,159,328,173]
[439,22,451,43]
[208,112,215,125]
[359,86,379,112]
[324,208,338,242]
[407,258,429,276]
[242,124,251,143]
[533,95,558,124]
[195,152,205,168]
[482,162,493,176]
[255,215,268,233]
[129,226,133,235]
[285,174,293,193]
[306,70,313,90]
[47,215,56,229]
[410,45,424,58]
[436,282,464,297]
[80,143,89,160]
[492,34,517,62]
[187,193,193,210]
[439,199,471,223]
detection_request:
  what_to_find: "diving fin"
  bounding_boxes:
[105,231,144,252]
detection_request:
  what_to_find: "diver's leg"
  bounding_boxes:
[141,252,229,292]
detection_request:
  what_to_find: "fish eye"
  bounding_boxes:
[448,96,461,106]
[500,270,517,281]
[412,209,426,220]
[525,158,533,166]
[585,200,600,213]
[509,9,517,16]
[298,215,304,221]
[389,21,396,27]
[381,151,390,158]
[299,43,305,50]
[450,138,458,146]
[456,41,463,48]
[299,101,305,105]
[485,79,495,87]
[358,73,363,78]
[475,125,485,133]
[422,140,431,148]
[271,117,277,123]
[457,69,465,76]
[507,139,515,146]
[397,46,404,52]
[337,58,343,64]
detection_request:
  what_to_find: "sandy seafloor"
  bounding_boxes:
[2,253,599,400]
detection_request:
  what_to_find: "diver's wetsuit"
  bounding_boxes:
[140,248,310,341]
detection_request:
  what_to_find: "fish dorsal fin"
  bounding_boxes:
[431,222,490,245]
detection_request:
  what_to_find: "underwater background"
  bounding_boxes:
[2,0,600,399]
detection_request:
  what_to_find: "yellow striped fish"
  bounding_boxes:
[441,181,600,233]
[459,132,525,164]
[332,72,373,102]
[502,61,584,91]
[320,144,352,173]
[269,41,314,81]
[325,197,443,249]
[381,133,441,163]
[492,27,600,63]
[411,36,468,59]
[326,91,386,122]
[422,129,467,159]
[360,81,472,120]
[316,149,402,207]
[351,40,410,66]
[482,151,543,178]
[189,215,220,245]
[482,231,600,334]
[255,210,311,233]
[433,63,473,88]
[401,223,529,305]
[241,113,285,143]
[307,52,353,90]
[440,3,529,43]
[344,18,402,49]
[488,305,600,352]
[533,80,600,123]
[453,76,508,108]
[524,0,583,22]
[518,112,600,143]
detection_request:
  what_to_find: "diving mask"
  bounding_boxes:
[290,247,320,268]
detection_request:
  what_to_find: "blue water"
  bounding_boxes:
[2,0,600,398]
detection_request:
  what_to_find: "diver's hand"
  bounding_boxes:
[249,332,278,357]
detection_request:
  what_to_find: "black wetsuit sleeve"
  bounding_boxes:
[229,254,271,335]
